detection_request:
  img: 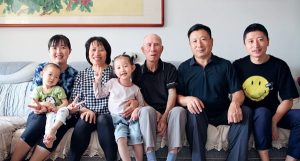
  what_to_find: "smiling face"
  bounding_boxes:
[242,75,271,101]
[49,40,71,66]
[189,29,213,60]
[113,56,135,82]
[244,31,269,59]
[89,40,107,66]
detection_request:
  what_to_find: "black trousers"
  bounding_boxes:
[186,106,252,161]
[69,113,117,161]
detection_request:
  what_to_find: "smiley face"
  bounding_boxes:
[242,76,270,101]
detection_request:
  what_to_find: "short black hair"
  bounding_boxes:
[85,36,111,65]
[48,34,71,50]
[187,24,212,39]
[243,23,269,43]
[43,62,61,73]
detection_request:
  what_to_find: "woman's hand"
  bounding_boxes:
[93,65,103,83]
[67,95,85,114]
[80,108,96,124]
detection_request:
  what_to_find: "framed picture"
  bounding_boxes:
[0,0,164,27]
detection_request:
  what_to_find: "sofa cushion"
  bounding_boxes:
[0,116,26,160]
[0,82,32,117]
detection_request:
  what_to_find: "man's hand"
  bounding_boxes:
[157,113,167,137]
[185,96,205,114]
[272,122,279,140]
[227,102,243,124]
[130,108,140,121]
[272,119,279,140]
[122,99,139,118]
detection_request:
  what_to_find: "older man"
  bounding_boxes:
[133,34,186,161]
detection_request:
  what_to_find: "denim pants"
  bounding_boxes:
[253,107,300,159]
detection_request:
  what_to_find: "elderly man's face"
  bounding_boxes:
[141,34,163,63]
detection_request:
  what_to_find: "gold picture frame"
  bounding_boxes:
[0,0,164,27]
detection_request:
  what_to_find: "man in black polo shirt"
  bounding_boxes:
[177,24,252,161]
[133,34,186,161]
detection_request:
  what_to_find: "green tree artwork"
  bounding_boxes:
[0,0,93,16]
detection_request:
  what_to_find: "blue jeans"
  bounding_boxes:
[69,113,117,161]
[111,114,142,145]
[253,107,300,159]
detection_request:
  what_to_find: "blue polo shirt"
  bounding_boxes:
[177,55,241,117]
[133,59,177,113]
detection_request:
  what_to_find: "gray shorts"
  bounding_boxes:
[111,114,143,145]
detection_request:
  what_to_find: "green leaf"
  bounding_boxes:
[71,3,78,10]
[85,5,90,12]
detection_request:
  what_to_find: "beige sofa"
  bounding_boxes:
[0,61,298,161]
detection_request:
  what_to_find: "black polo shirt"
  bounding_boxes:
[177,55,241,117]
[133,59,177,113]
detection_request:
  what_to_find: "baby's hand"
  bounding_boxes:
[45,103,56,112]
[28,99,47,114]
[28,98,42,110]
[30,105,47,114]
[51,107,58,113]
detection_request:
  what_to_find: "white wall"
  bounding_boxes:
[1,0,300,76]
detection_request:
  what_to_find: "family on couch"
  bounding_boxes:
[10,23,300,161]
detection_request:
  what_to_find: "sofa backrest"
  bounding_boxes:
[0,62,36,117]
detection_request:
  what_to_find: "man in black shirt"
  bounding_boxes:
[133,34,186,161]
[233,23,300,161]
[177,24,252,161]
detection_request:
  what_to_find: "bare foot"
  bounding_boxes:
[43,129,57,148]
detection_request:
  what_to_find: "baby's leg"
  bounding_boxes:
[51,107,70,131]
[44,112,57,148]
[44,107,70,148]
[132,144,143,161]
[128,120,144,161]
[117,137,131,161]
[112,115,131,161]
